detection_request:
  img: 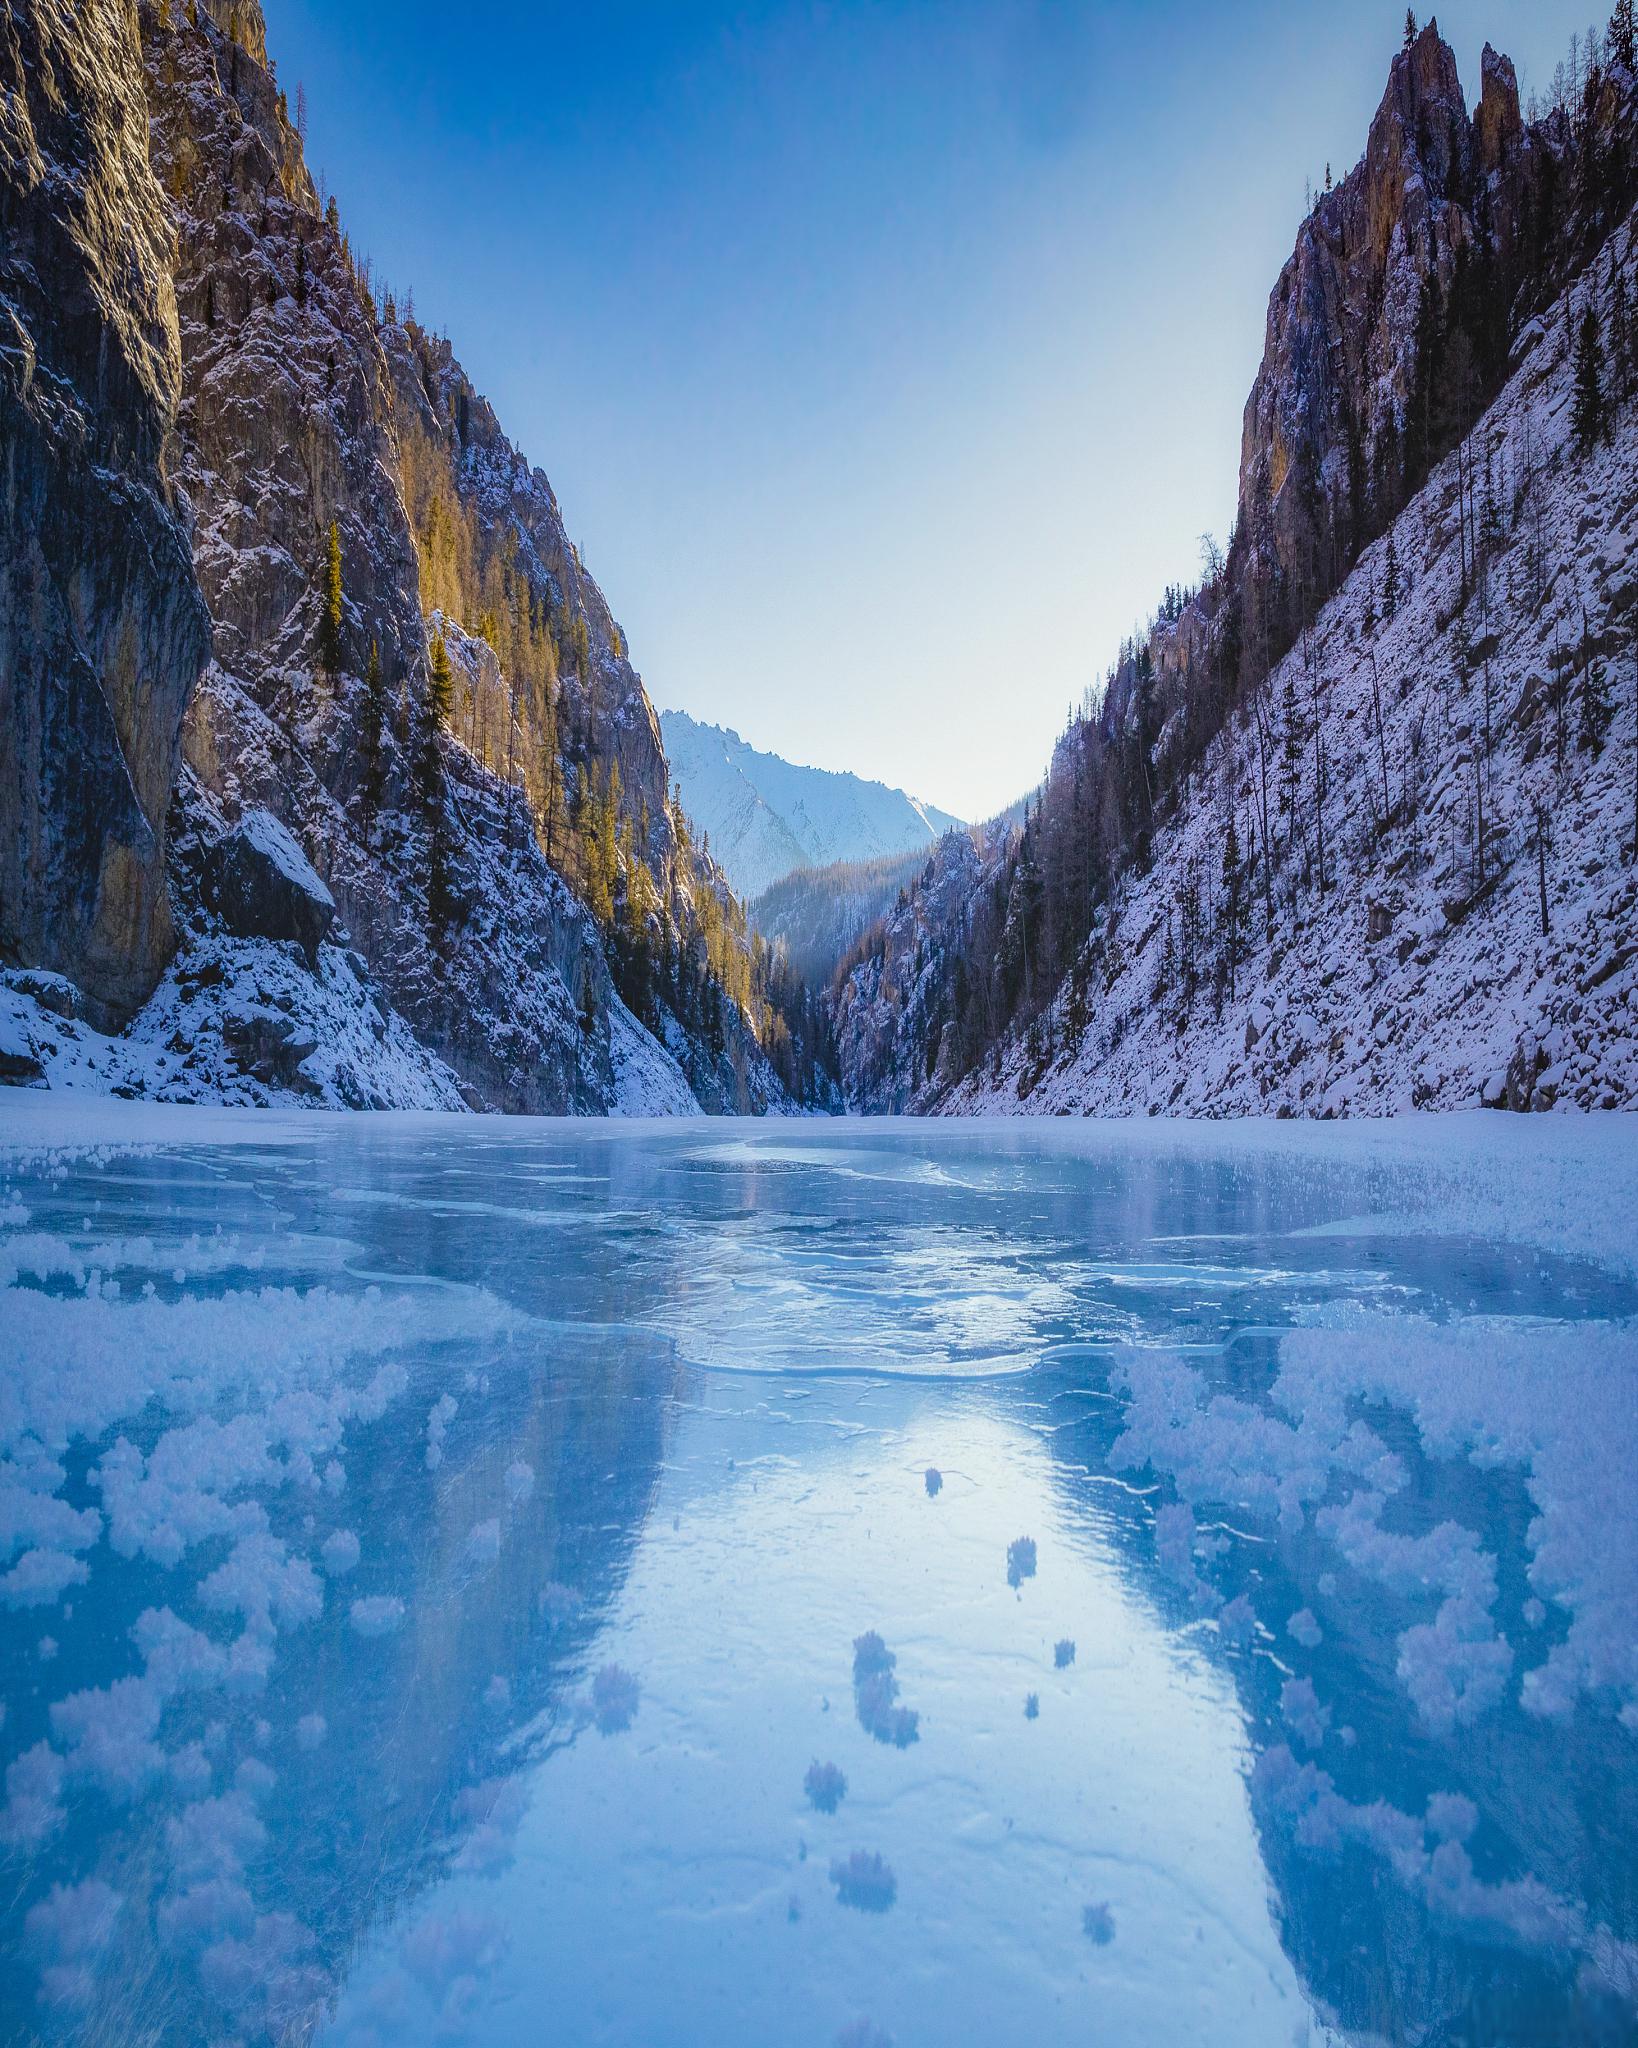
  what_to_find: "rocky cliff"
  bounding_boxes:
[1234,21,1632,662]
[0,0,828,1113]
[0,0,210,1025]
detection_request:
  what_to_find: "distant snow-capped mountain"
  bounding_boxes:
[659,710,963,899]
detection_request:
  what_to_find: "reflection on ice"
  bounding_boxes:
[829,1848,897,1912]
[1081,1900,1116,1945]
[804,1759,847,1813]
[835,2019,896,2048]
[589,1663,641,1734]
[0,1105,1633,2047]
[850,1632,920,1749]
[1006,1535,1038,1589]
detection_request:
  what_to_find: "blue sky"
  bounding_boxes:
[265,0,1592,818]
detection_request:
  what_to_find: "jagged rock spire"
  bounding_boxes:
[1235,19,1524,626]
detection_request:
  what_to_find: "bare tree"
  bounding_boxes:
[1630,609,1638,860]
[1369,647,1391,827]
[1306,628,1329,895]
[1251,690,1276,939]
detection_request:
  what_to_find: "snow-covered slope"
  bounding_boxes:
[966,266,1638,1115]
[840,210,1638,1118]
[660,710,962,899]
[833,24,1638,1122]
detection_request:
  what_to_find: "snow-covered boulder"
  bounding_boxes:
[202,812,336,965]
[220,1006,323,1096]
[0,988,47,1085]
[2,969,85,1023]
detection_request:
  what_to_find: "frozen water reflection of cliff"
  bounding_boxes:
[1,1103,1634,2046]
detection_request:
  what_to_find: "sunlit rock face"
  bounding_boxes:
[1237,24,1534,602]
[2,0,797,1112]
[133,2,681,1112]
[0,0,211,1024]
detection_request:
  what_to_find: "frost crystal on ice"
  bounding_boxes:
[1288,1608,1323,1648]
[1280,1677,1331,1752]
[349,1595,405,1638]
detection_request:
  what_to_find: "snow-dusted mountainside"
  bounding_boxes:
[835,23,1638,1120]
[660,709,962,899]
[0,0,828,1117]
[957,258,1638,1117]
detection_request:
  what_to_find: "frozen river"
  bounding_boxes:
[1,1103,1635,2047]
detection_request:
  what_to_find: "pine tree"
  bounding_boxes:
[1630,609,1638,862]
[1219,801,1246,999]
[1307,632,1329,894]
[1383,530,1401,620]
[1178,876,1204,996]
[1581,643,1614,754]
[537,675,565,869]
[1153,906,1176,1003]
[570,612,591,681]
[600,763,621,921]
[581,765,620,926]
[1404,10,1418,53]
[1614,0,1636,72]
[418,631,458,931]
[318,520,343,680]
[1573,300,1609,454]
[1279,666,1305,828]
[1452,600,1473,678]
[360,638,386,824]
[420,631,453,803]
[1613,256,1637,404]
[427,630,453,726]
[1480,437,1505,561]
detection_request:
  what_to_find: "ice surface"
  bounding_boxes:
[0,1105,1633,2045]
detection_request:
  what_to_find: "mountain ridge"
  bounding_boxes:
[659,708,962,900]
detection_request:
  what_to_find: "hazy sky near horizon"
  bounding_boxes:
[267,0,1591,818]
